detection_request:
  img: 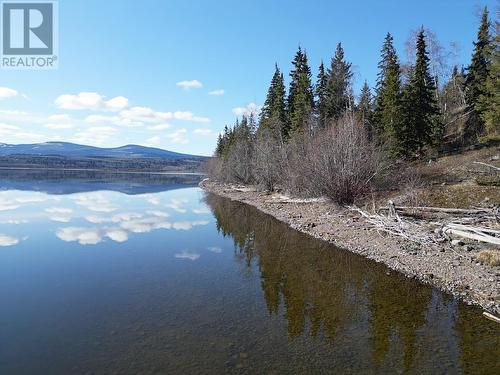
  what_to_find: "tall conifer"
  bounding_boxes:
[325,43,353,121]
[465,7,492,139]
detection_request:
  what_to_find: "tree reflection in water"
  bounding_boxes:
[204,193,500,374]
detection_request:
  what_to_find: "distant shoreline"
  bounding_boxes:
[0,166,205,176]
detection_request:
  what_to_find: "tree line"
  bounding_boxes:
[207,7,499,203]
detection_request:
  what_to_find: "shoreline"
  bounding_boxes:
[201,180,500,315]
[0,167,205,176]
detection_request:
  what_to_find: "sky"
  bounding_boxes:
[0,0,497,156]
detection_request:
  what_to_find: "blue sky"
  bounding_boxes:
[0,0,496,156]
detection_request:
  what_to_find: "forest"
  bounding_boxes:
[207,7,499,204]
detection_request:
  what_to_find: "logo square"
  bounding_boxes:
[1,1,58,69]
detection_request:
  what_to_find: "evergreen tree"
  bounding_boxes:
[325,43,353,121]
[464,7,492,139]
[402,29,442,155]
[373,33,404,152]
[478,18,500,135]
[287,47,314,134]
[315,61,328,128]
[358,81,373,135]
[260,64,287,138]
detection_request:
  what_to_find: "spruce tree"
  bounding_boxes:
[373,33,404,153]
[287,47,314,135]
[358,81,373,135]
[315,61,328,128]
[478,19,499,135]
[402,29,441,155]
[465,7,492,139]
[260,64,287,138]
[325,43,353,121]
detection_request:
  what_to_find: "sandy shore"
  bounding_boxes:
[201,180,500,315]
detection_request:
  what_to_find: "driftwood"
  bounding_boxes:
[379,206,491,215]
[483,311,500,324]
[443,225,500,246]
[353,201,500,247]
[474,161,500,172]
[349,206,436,247]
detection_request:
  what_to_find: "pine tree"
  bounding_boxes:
[478,19,500,135]
[287,47,314,135]
[315,61,328,128]
[260,64,287,138]
[373,33,404,152]
[358,81,373,135]
[324,43,353,121]
[402,29,441,155]
[465,7,492,139]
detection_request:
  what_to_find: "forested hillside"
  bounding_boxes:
[207,7,499,204]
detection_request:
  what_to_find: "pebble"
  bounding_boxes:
[451,239,465,246]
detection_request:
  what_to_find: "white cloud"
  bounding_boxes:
[55,92,129,112]
[165,198,188,213]
[176,80,203,90]
[145,136,161,146]
[0,193,50,211]
[172,220,209,231]
[45,207,73,214]
[73,193,119,212]
[56,227,103,245]
[49,215,72,223]
[45,123,73,130]
[192,207,210,214]
[120,217,172,233]
[46,207,73,223]
[0,234,21,246]
[85,108,209,128]
[0,219,28,225]
[147,123,171,131]
[146,210,170,218]
[175,250,200,261]
[232,102,261,117]
[207,246,222,253]
[0,122,51,143]
[165,129,188,144]
[0,87,19,100]
[193,128,215,136]
[208,89,225,96]
[72,126,119,146]
[105,229,128,243]
[172,111,210,123]
[0,123,20,132]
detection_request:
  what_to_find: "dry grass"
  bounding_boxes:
[476,250,500,267]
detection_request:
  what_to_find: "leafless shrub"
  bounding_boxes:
[203,157,223,181]
[252,127,285,191]
[224,134,254,184]
[284,113,381,204]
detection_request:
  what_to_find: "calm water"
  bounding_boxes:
[0,175,498,374]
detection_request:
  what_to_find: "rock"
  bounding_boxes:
[463,245,474,252]
[491,155,499,161]
[451,239,465,246]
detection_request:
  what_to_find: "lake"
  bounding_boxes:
[0,174,498,374]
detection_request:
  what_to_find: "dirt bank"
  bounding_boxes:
[201,180,500,315]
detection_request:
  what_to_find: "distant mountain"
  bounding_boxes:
[0,142,205,160]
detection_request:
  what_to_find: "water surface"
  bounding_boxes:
[0,176,498,374]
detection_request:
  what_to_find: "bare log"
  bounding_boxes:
[379,206,490,215]
[443,226,500,245]
[483,311,500,324]
[474,161,500,172]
